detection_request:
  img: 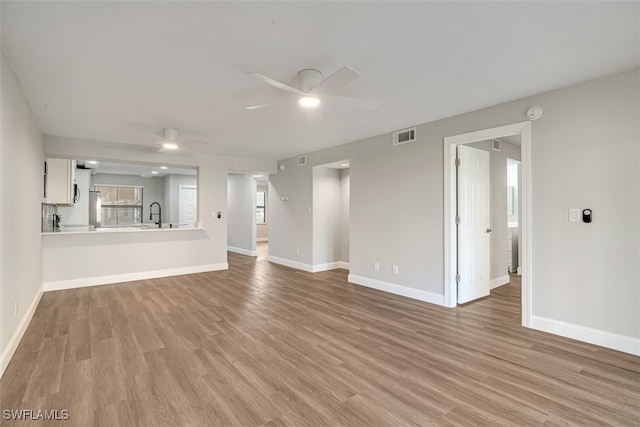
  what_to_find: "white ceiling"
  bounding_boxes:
[2,2,638,161]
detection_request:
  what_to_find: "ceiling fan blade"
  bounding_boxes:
[323,95,380,110]
[311,66,361,95]
[246,72,305,95]
[245,98,297,110]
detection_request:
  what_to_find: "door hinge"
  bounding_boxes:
[455,274,461,283]
[455,216,461,224]
[455,158,461,167]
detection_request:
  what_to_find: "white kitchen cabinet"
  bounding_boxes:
[46,158,76,205]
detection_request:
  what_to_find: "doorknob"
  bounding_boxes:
[486,228,492,233]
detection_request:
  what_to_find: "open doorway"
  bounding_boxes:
[507,157,521,276]
[312,160,350,271]
[256,177,269,259]
[444,121,532,327]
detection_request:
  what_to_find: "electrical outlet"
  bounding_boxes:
[373,262,380,272]
[233,237,237,243]
[14,301,19,316]
[392,264,399,275]
[296,248,300,255]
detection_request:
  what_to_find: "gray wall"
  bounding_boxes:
[340,169,350,263]
[165,174,198,224]
[257,182,268,240]
[269,69,640,340]
[467,139,521,281]
[227,174,256,254]
[90,173,165,225]
[312,167,342,265]
[1,50,44,374]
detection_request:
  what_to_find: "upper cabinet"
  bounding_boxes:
[46,158,76,205]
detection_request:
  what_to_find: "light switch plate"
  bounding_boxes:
[569,209,580,222]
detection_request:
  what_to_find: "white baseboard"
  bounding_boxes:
[267,255,314,272]
[1,285,43,379]
[43,263,228,292]
[312,261,350,272]
[490,274,511,289]
[227,246,257,257]
[257,237,269,242]
[335,261,349,270]
[348,274,445,306]
[531,315,640,356]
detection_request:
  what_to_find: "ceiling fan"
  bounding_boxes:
[245,66,380,111]
[133,127,209,153]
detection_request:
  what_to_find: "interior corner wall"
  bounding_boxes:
[268,68,640,345]
[339,169,350,263]
[467,139,521,281]
[1,50,45,376]
[312,167,342,266]
[227,174,257,255]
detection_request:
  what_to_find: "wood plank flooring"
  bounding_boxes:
[1,243,639,426]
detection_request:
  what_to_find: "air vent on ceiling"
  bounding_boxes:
[297,155,307,166]
[393,127,416,146]
[492,138,501,152]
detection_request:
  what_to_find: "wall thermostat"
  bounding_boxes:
[526,106,543,120]
[582,209,592,223]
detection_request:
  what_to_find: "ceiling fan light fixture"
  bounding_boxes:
[163,143,179,150]
[298,96,320,108]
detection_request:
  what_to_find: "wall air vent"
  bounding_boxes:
[393,127,416,146]
[492,138,501,151]
[297,155,307,166]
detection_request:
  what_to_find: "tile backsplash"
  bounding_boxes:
[42,203,58,232]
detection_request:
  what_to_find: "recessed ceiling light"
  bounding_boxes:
[340,163,349,167]
[87,160,98,164]
[298,96,320,108]
[163,143,178,150]
[151,171,158,175]
[160,166,168,170]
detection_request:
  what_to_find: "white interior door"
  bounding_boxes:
[179,185,197,227]
[457,145,491,303]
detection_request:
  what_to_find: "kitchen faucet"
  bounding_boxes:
[149,202,162,228]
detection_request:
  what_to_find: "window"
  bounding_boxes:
[94,185,143,226]
[256,191,266,224]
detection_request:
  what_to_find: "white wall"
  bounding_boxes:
[257,182,269,241]
[340,169,350,263]
[1,50,44,376]
[90,173,165,225]
[467,139,521,281]
[312,167,342,266]
[42,135,275,286]
[269,69,640,349]
[227,174,257,256]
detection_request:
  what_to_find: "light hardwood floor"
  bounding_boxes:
[1,243,639,426]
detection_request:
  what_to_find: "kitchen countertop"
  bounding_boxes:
[42,225,203,235]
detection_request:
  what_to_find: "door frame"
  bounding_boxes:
[443,121,532,327]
